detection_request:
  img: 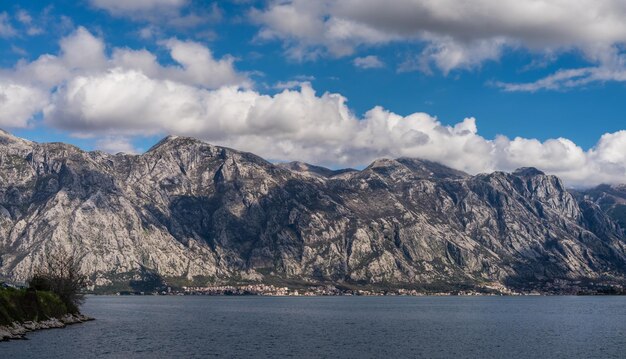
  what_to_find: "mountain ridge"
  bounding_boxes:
[0,130,625,293]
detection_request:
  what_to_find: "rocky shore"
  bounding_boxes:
[0,314,94,341]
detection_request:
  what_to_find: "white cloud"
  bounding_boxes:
[40,69,626,187]
[138,26,157,39]
[162,39,248,88]
[493,136,588,176]
[1,26,626,187]
[90,0,187,16]
[16,9,43,36]
[416,36,508,74]
[250,0,626,84]
[96,136,141,154]
[328,0,626,47]
[60,27,108,70]
[495,66,626,92]
[0,12,16,37]
[46,69,207,135]
[45,72,474,168]
[273,80,310,90]
[353,55,384,69]
[16,10,32,24]
[0,26,248,130]
[110,42,251,89]
[90,0,221,28]
[250,1,395,60]
[0,81,48,128]
[11,45,27,56]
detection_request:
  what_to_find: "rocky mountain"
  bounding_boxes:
[1,129,626,293]
[573,184,626,231]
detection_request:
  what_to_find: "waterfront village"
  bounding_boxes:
[7,279,624,296]
[180,284,433,296]
[115,283,525,296]
[113,280,626,296]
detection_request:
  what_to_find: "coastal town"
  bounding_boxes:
[117,283,519,297]
[112,281,626,296]
[179,284,425,296]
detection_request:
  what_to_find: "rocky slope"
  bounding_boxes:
[573,184,626,231]
[1,129,625,292]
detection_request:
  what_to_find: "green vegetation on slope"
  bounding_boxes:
[0,287,69,326]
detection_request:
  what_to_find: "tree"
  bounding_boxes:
[29,249,87,313]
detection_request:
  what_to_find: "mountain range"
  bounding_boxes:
[1,129,625,293]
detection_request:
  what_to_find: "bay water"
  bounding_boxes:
[1,295,625,358]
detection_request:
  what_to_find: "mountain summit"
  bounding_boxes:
[0,131,625,293]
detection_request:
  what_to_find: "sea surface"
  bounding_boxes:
[1,295,625,358]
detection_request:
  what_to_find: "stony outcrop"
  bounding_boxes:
[0,313,93,341]
[1,129,625,291]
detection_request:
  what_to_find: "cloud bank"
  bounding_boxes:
[251,0,626,88]
[1,27,625,187]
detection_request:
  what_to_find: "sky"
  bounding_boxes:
[1,0,626,187]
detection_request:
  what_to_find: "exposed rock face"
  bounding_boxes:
[573,184,626,231]
[1,130,625,290]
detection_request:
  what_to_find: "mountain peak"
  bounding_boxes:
[368,158,400,168]
[146,135,204,153]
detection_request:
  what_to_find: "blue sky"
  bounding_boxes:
[1,0,626,186]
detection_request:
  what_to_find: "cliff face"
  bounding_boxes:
[573,184,626,231]
[1,130,625,290]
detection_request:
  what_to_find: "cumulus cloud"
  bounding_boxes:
[44,72,492,172]
[0,82,48,128]
[162,39,247,87]
[2,26,248,87]
[41,69,626,187]
[249,1,395,60]
[0,26,249,129]
[60,27,108,70]
[353,55,384,69]
[250,0,626,85]
[1,26,626,187]
[273,80,310,90]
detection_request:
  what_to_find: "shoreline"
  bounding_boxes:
[95,282,626,296]
[89,292,626,297]
[0,314,94,342]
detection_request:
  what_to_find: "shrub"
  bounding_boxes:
[29,250,87,314]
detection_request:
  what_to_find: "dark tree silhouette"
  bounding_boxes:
[29,250,87,313]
